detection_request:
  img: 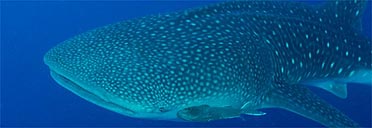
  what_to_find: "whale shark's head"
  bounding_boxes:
[43,31,188,120]
[43,12,251,120]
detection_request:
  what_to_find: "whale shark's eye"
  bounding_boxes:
[159,107,166,112]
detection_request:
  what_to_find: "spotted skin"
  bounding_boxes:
[44,0,370,127]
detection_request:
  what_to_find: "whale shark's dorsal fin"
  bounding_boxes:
[263,84,358,127]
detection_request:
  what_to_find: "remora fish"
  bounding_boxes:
[44,1,371,127]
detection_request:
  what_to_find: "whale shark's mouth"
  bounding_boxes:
[48,70,191,121]
[49,70,136,116]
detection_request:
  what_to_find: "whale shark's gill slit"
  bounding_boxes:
[49,70,136,115]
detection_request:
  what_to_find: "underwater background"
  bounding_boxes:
[1,1,371,127]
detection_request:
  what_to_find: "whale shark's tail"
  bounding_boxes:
[263,83,358,127]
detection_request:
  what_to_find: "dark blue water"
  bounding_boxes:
[1,1,371,127]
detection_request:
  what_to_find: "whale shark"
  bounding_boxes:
[44,0,371,127]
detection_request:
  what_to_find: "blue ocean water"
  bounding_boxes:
[1,1,371,127]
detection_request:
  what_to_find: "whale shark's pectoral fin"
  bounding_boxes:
[303,81,347,99]
[263,84,358,127]
[303,69,372,99]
